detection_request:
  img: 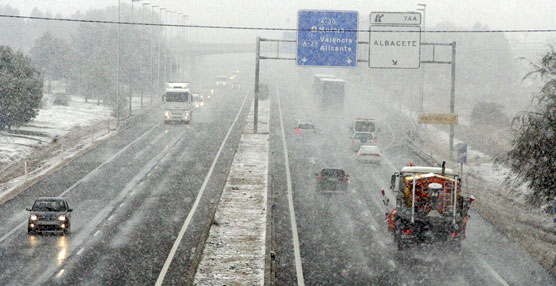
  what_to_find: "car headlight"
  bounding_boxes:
[184,112,190,119]
[30,214,38,221]
[164,111,170,119]
[200,102,204,106]
[58,215,66,221]
[195,103,199,108]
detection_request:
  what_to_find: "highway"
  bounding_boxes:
[0,56,554,285]
[268,62,555,285]
[0,56,251,285]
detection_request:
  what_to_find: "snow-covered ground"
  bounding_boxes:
[0,94,113,171]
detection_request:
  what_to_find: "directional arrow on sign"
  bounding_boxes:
[301,57,307,63]
[346,58,352,64]
[392,60,398,65]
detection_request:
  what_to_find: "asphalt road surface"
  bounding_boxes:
[0,70,251,285]
[269,63,555,286]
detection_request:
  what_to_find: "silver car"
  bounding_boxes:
[350,132,376,151]
[27,197,73,235]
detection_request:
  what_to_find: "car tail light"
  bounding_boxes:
[344,177,348,181]
[296,128,300,134]
[352,139,355,144]
[318,176,321,180]
[405,229,411,235]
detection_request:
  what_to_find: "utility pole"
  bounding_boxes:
[159,8,165,91]
[417,3,426,114]
[141,2,149,110]
[151,4,158,105]
[449,41,456,159]
[130,0,141,116]
[117,0,121,126]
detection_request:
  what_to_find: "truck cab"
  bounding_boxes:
[163,87,192,123]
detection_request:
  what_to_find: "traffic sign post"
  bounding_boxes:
[297,10,358,67]
[456,143,467,164]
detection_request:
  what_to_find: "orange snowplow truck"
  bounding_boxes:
[384,162,474,250]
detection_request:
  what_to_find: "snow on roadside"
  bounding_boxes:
[0,94,113,170]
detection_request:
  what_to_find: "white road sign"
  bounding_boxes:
[370,12,421,26]
[369,25,421,69]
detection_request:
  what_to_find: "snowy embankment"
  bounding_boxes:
[194,99,269,285]
[0,94,115,202]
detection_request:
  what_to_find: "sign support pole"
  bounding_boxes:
[254,37,261,134]
[449,42,456,159]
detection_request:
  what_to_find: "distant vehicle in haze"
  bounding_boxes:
[356,145,382,164]
[163,87,192,123]
[315,168,349,194]
[312,74,345,111]
[351,118,377,136]
[350,132,376,151]
[166,82,190,89]
[27,197,73,235]
[295,121,316,135]
[192,92,204,108]
[215,75,227,87]
[231,82,241,90]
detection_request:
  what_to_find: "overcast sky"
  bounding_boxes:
[2,0,556,42]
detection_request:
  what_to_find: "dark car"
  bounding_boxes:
[27,197,72,235]
[316,168,349,194]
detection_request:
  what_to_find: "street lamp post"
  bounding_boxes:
[117,0,121,126]
[130,0,141,116]
[182,15,188,79]
[417,3,426,114]
[151,5,158,105]
[141,2,149,109]
[159,8,166,90]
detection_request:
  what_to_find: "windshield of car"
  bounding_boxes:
[298,123,314,129]
[165,92,190,102]
[321,169,345,178]
[355,121,375,132]
[32,200,66,212]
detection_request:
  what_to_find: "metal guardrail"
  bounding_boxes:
[405,135,440,167]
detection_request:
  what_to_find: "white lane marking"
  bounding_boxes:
[151,131,167,145]
[479,257,510,286]
[155,89,249,286]
[77,248,84,255]
[108,215,114,221]
[0,123,162,244]
[56,269,65,278]
[388,259,396,269]
[119,203,125,208]
[370,225,377,232]
[277,87,306,286]
[93,230,101,237]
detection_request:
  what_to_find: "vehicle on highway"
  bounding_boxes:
[315,168,349,194]
[231,82,241,89]
[351,118,377,136]
[295,121,316,135]
[192,92,204,108]
[385,162,474,249]
[27,197,73,235]
[356,145,382,164]
[350,132,376,151]
[166,82,190,89]
[314,77,345,111]
[163,87,192,123]
[215,75,227,87]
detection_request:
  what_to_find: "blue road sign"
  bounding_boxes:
[297,10,358,67]
[456,143,467,164]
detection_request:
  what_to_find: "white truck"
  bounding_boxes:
[163,87,192,123]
